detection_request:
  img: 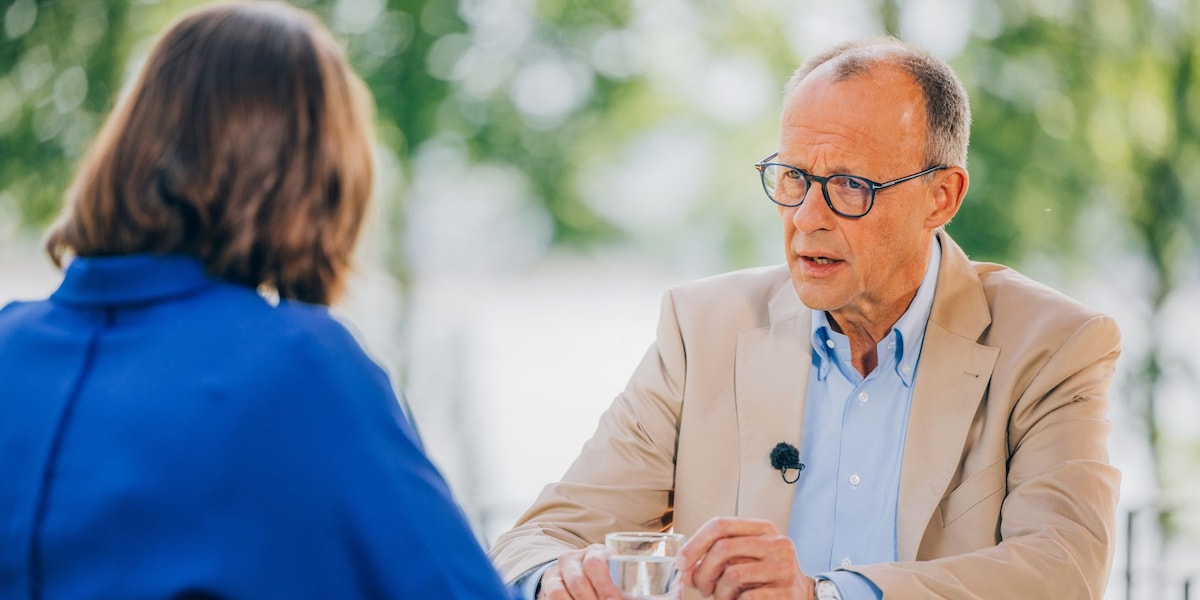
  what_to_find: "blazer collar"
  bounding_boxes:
[925,230,992,341]
[51,254,216,308]
[895,230,999,560]
[735,273,811,528]
[734,230,1000,549]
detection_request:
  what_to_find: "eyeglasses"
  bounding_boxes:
[753,152,947,219]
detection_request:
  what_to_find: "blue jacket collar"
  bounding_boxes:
[51,254,217,308]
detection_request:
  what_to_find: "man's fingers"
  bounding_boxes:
[727,574,817,600]
[709,559,784,600]
[678,524,800,599]
[580,544,622,599]
[677,516,777,573]
[560,553,602,600]
[689,536,768,596]
[539,568,569,599]
[683,524,785,595]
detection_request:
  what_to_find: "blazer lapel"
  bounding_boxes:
[896,232,1000,560]
[734,280,811,532]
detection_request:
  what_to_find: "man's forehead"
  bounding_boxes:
[779,64,926,169]
[784,64,920,118]
[796,45,907,88]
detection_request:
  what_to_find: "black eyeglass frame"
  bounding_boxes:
[753,152,948,219]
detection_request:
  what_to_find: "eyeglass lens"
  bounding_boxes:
[762,165,872,215]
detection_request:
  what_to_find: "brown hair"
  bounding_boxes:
[45,1,375,305]
[785,37,971,169]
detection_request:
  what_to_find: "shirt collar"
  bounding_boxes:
[51,254,216,308]
[810,323,836,381]
[891,237,941,384]
[810,237,942,386]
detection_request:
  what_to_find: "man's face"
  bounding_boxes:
[777,62,947,329]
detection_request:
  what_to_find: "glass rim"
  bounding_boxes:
[604,531,686,541]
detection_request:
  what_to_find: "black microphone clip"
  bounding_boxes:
[770,442,805,484]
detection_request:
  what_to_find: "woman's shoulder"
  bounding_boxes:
[167,286,391,397]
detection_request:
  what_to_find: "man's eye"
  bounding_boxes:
[840,177,866,190]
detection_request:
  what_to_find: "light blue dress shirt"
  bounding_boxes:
[790,238,942,599]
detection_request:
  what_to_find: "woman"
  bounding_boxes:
[0,2,511,598]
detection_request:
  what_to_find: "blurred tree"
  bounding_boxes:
[3,0,1198,567]
[1089,0,1200,545]
[0,0,129,228]
[348,0,638,248]
[952,0,1200,565]
[949,4,1100,262]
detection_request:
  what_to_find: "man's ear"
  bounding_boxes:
[925,166,968,228]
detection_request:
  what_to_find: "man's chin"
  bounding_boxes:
[790,280,844,312]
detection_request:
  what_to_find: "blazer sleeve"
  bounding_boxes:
[487,291,686,582]
[851,314,1122,599]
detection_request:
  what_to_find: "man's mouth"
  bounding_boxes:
[801,254,841,265]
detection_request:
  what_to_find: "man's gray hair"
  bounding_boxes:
[785,37,971,168]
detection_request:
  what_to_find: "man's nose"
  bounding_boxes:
[790,182,835,232]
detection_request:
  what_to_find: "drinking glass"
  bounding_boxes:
[605,531,685,599]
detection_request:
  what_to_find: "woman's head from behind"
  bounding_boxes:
[46,1,374,305]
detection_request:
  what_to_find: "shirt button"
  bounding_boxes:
[826,339,835,349]
[901,364,911,373]
[849,473,860,487]
[857,391,869,404]
[841,557,853,567]
[887,342,896,350]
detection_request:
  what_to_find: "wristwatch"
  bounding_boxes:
[815,578,843,600]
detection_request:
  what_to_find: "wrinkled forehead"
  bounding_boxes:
[779,64,927,169]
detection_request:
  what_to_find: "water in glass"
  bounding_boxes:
[608,554,678,599]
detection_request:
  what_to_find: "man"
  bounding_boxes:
[489,37,1120,600]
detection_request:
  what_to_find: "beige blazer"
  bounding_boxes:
[490,232,1121,599]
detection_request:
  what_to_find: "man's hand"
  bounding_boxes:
[676,517,816,599]
[538,544,623,600]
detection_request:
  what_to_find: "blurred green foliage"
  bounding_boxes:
[0,0,128,226]
[2,0,1199,536]
[4,0,1195,267]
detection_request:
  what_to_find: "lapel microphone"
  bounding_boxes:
[770,442,805,484]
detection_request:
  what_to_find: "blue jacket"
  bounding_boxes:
[0,254,512,599]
